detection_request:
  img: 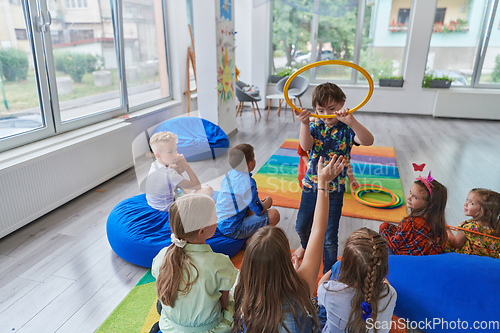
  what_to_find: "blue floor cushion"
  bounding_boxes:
[152,117,229,162]
[387,253,499,332]
[107,194,246,267]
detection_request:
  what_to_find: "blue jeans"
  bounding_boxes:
[295,186,344,274]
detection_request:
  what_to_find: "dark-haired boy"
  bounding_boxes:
[216,143,280,239]
[294,82,374,273]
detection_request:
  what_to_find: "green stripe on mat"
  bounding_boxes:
[96,270,157,333]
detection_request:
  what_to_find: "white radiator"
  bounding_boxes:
[0,122,133,239]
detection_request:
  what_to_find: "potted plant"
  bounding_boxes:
[379,76,404,87]
[269,68,296,83]
[422,72,454,88]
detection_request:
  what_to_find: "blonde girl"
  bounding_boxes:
[233,155,346,333]
[151,193,238,333]
[317,228,396,333]
[446,188,500,258]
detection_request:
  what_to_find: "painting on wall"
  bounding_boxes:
[216,0,235,109]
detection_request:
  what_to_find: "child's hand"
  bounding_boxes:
[261,196,273,210]
[291,255,301,272]
[349,178,359,189]
[334,108,354,125]
[174,154,188,168]
[296,108,311,125]
[318,155,345,184]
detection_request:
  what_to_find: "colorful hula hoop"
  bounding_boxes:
[351,184,403,209]
[283,60,374,118]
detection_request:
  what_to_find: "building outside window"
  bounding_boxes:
[0,0,172,152]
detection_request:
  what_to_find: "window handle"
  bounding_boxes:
[36,11,52,33]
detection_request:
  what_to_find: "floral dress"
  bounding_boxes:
[444,220,500,258]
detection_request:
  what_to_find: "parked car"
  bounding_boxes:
[294,50,336,64]
[431,70,469,86]
[0,113,43,137]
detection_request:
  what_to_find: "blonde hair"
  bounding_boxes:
[150,131,178,154]
[470,188,500,236]
[334,228,392,333]
[156,194,216,307]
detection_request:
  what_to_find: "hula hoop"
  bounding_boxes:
[284,60,374,118]
[351,184,403,209]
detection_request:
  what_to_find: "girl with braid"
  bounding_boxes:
[233,155,346,333]
[150,194,238,333]
[317,228,397,333]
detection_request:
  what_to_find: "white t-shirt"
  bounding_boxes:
[318,280,397,333]
[146,160,184,212]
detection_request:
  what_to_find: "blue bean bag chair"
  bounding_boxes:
[387,253,499,332]
[107,194,246,267]
[152,117,229,162]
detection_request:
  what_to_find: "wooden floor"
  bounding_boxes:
[0,107,499,332]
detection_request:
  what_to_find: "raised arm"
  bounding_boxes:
[335,109,374,146]
[297,155,345,295]
[297,109,314,152]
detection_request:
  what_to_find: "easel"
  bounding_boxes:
[184,25,197,114]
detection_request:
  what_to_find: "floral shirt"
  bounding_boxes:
[379,217,446,255]
[444,220,500,258]
[302,119,356,192]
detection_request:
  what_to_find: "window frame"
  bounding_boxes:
[0,0,173,153]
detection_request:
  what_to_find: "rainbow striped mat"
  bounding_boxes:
[254,139,407,223]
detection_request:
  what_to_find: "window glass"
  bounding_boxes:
[48,0,121,122]
[122,0,171,108]
[315,0,358,81]
[0,1,45,140]
[478,4,500,85]
[425,0,488,86]
[271,1,313,79]
[359,0,412,83]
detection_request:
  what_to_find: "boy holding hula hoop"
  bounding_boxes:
[294,82,374,273]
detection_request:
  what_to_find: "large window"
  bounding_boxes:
[425,0,499,88]
[0,0,172,152]
[271,0,411,84]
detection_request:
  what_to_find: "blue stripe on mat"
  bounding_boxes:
[352,163,399,178]
[275,147,299,157]
[264,155,299,167]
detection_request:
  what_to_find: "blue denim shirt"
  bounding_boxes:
[216,169,264,235]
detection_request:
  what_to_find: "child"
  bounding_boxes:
[294,82,374,272]
[146,131,213,212]
[233,155,345,333]
[151,193,238,333]
[445,188,500,258]
[379,172,448,255]
[216,143,280,239]
[317,228,397,333]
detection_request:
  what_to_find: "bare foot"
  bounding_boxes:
[293,245,305,260]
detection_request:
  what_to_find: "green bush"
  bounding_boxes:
[422,72,454,87]
[492,55,500,83]
[276,67,296,77]
[54,52,98,82]
[0,48,29,81]
[84,54,97,73]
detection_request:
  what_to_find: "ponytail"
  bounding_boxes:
[155,193,216,307]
